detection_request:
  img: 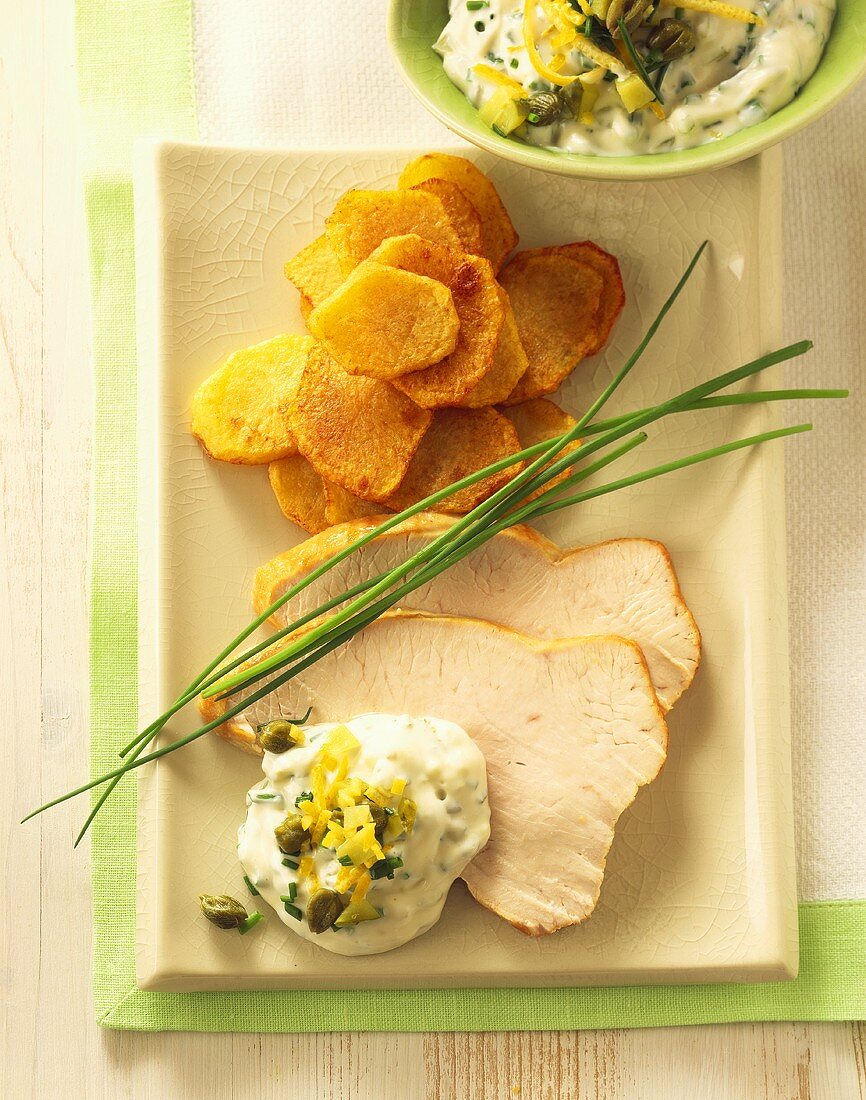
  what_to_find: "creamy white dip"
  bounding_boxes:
[435,0,835,155]
[238,715,490,956]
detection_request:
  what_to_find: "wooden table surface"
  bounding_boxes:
[2,3,864,1097]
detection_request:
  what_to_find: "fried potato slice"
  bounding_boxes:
[385,407,522,514]
[367,234,504,409]
[324,481,393,527]
[284,235,343,310]
[191,334,313,465]
[398,153,518,272]
[325,188,463,275]
[268,453,329,535]
[410,178,484,256]
[290,343,432,501]
[499,253,603,404]
[299,294,314,321]
[500,397,580,498]
[307,262,460,380]
[542,242,625,356]
[457,286,529,408]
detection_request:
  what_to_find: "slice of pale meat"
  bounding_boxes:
[253,514,700,711]
[200,612,668,934]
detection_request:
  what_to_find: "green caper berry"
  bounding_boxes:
[524,91,567,127]
[646,18,696,61]
[365,799,389,841]
[257,719,298,754]
[606,0,654,35]
[274,813,310,855]
[306,889,344,934]
[199,893,248,930]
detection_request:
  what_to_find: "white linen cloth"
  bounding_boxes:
[191,0,866,901]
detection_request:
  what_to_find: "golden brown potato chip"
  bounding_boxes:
[536,242,625,356]
[398,153,518,272]
[284,235,343,309]
[457,286,529,408]
[290,343,432,502]
[367,234,504,409]
[325,188,463,275]
[191,334,313,465]
[499,253,603,404]
[268,453,329,534]
[324,481,393,527]
[299,294,314,320]
[499,397,581,498]
[385,407,522,514]
[307,262,459,380]
[410,178,484,257]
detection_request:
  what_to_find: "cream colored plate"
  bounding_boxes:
[133,141,797,991]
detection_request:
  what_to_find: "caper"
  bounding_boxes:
[306,889,344,934]
[646,18,696,61]
[606,0,654,36]
[199,893,247,930]
[365,799,389,841]
[524,91,567,127]
[257,719,299,754]
[274,813,310,854]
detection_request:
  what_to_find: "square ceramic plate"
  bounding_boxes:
[133,141,798,991]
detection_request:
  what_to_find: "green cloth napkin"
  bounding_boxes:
[78,0,866,1030]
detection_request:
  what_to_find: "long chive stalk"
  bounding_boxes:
[23,414,819,829]
[213,336,810,700]
[21,242,843,836]
[118,241,708,759]
[580,388,848,437]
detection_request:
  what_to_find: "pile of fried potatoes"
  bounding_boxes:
[190,153,625,533]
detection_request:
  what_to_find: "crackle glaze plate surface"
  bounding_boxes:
[133,141,798,991]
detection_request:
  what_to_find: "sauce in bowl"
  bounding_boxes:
[436,0,835,156]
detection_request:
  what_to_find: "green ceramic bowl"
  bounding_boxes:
[388,0,866,179]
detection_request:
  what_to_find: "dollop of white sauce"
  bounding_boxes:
[238,715,490,956]
[435,0,835,156]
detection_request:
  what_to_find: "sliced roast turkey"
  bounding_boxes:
[253,514,700,711]
[200,612,668,935]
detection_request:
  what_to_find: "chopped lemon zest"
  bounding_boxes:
[364,785,391,809]
[472,63,526,96]
[523,0,577,86]
[352,872,373,904]
[343,803,373,830]
[675,0,764,23]
[574,35,628,78]
[614,42,664,118]
[390,778,407,797]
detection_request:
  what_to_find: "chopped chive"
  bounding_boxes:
[338,855,354,866]
[237,911,263,935]
[243,874,259,896]
[295,790,313,806]
[527,112,540,123]
[467,0,488,7]
[281,857,299,870]
[474,20,486,31]
[280,883,298,903]
[370,854,406,880]
[584,14,594,35]
[510,57,519,68]
[284,902,303,920]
